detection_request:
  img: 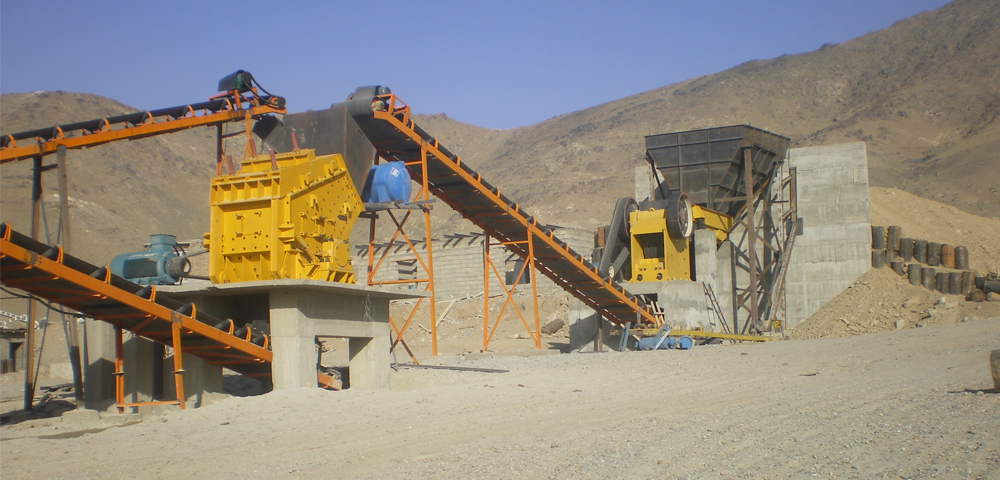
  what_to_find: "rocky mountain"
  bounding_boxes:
[1,0,997,267]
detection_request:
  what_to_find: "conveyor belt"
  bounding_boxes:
[337,90,659,326]
[0,223,340,402]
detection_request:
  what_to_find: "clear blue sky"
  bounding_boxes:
[1,0,951,130]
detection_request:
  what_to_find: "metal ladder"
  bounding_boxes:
[702,282,732,335]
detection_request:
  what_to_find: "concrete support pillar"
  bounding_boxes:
[269,291,318,390]
[348,336,389,391]
[635,166,653,203]
[162,353,223,408]
[84,319,116,411]
[568,298,600,352]
[123,334,158,407]
[657,281,710,330]
[693,230,718,285]
[716,240,736,332]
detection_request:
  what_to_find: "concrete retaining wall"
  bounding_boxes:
[783,142,871,328]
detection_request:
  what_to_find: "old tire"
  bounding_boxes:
[936,272,949,293]
[922,267,936,290]
[872,226,886,250]
[908,264,922,286]
[872,250,885,268]
[913,240,927,264]
[954,246,969,270]
[941,244,955,269]
[899,238,913,262]
[887,226,901,252]
[927,242,941,267]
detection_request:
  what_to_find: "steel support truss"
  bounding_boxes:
[481,233,542,352]
[729,149,799,336]
[363,159,438,360]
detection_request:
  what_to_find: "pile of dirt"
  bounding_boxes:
[790,267,1000,340]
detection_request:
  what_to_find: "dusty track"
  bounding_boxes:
[3,318,998,479]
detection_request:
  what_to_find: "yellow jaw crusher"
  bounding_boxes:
[598,192,732,284]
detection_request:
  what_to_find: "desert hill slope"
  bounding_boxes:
[1,0,997,266]
[416,0,999,230]
[0,92,219,263]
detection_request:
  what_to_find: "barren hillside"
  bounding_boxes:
[0,92,220,264]
[2,0,997,266]
[421,0,999,229]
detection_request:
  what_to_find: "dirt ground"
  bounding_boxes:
[1,317,997,479]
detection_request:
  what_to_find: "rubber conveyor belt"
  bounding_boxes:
[338,91,659,326]
[0,223,339,388]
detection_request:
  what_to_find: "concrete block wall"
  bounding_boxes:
[783,142,871,328]
[353,228,594,300]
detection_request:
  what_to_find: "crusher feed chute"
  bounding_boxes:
[644,125,790,216]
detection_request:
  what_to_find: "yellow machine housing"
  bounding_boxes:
[205,149,363,283]
[630,208,689,282]
[629,205,732,283]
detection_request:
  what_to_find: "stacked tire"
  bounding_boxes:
[871,225,981,297]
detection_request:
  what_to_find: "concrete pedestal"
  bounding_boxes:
[159,280,423,393]
[82,280,424,409]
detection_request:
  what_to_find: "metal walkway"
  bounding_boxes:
[338,90,660,327]
[0,223,339,409]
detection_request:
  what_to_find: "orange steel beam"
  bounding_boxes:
[1,102,284,164]
[481,236,540,352]
[0,236,273,363]
[364,164,433,361]
[368,96,659,327]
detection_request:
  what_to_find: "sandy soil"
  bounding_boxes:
[2,317,998,479]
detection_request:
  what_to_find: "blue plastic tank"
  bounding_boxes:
[360,161,411,204]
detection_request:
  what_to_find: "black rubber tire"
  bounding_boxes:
[872,226,886,250]
[913,240,927,264]
[887,226,901,252]
[922,267,936,290]
[891,261,905,276]
[872,250,885,268]
[949,272,962,295]
[954,246,969,270]
[961,271,975,295]
[899,238,913,262]
[927,242,941,267]
[936,272,948,293]
[941,244,954,269]
[908,264,922,286]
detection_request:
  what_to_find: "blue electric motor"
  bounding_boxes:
[110,234,192,285]
[636,335,693,350]
[360,161,411,204]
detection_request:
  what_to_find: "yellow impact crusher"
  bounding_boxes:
[205,149,363,284]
